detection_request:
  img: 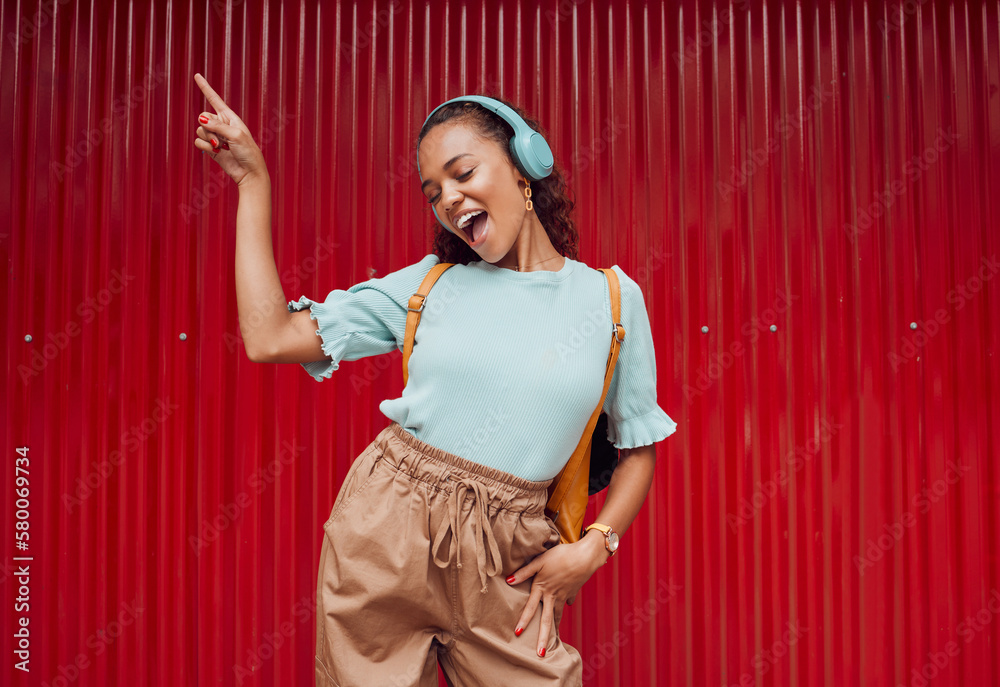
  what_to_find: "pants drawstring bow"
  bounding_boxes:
[430,473,504,594]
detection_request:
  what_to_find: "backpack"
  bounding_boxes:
[401,261,625,545]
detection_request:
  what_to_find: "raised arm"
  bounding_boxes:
[234,176,327,364]
[193,73,326,365]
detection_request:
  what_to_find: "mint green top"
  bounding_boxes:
[287,254,677,481]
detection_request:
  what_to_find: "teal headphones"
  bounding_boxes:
[417,95,554,232]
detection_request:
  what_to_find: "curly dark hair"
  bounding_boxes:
[415,95,579,266]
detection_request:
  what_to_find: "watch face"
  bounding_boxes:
[608,532,620,551]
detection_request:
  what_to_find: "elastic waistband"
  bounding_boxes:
[376,421,555,495]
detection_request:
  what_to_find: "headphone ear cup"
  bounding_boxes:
[510,131,554,181]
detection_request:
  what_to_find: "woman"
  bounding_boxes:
[193,73,677,686]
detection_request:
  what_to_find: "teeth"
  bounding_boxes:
[455,209,485,230]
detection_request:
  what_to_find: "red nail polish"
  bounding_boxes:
[211,138,218,147]
[221,142,230,150]
[199,115,209,124]
[539,647,546,658]
[506,576,516,584]
[514,627,522,636]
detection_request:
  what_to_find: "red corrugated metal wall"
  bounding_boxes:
[3,0,998,685]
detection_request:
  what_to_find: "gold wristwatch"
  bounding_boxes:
[584,522,620,557]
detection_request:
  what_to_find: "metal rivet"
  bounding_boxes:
[25,334,32,342]
[909,322,917,330]
[769,325,777,332]
[179,333,187,340]
[701,326,709,334]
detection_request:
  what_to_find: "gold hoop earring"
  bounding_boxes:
[524,181,533,212]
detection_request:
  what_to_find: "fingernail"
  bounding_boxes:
[211,138,218,147]
[199,115,209,124]
[221,142,230,150]
[514,627,523,636]
[538,647,546,658]
[213,148,220,154]
[506,576,516,584]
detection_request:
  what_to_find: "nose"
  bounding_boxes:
[440,183,463,219]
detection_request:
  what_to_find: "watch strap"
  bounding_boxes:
[585,522,618,556]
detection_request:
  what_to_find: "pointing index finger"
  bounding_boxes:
[194,73,231,116]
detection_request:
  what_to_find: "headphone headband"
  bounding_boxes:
[418,95,555,234]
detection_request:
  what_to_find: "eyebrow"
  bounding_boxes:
[421,153,475,192]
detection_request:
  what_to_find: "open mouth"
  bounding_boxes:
[456,211,490,246]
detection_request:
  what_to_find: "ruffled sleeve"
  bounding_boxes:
[601,266,679,448]
[286,253,441,382]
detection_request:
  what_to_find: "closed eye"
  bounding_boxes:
[428,169,475,205]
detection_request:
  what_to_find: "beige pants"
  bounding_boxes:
[314,421,584,686]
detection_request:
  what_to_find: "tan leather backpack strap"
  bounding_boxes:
[402,262,454,386]
[546,267,626,515]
